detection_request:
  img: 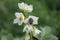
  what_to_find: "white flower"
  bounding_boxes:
[33,27,41,37]
[23,25,33,33]
[13,12,24,25]
[18,2,33,12]
[25,33,30,40]
[24,15,39,25]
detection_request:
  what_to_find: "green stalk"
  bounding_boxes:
[23,10,29,18]
[30,31,33,40]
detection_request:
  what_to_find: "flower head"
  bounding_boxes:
[13,12,24,25]
[24,15,39,25]
[18,2,33,12]
[33,27,41,37]
[23,24,33,33]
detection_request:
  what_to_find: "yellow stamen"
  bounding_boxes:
[19,15,23,21]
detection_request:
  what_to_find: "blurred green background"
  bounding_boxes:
[0,0,60,40]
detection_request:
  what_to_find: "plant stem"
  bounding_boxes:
[24,10,29,18]
[30,31,32,40]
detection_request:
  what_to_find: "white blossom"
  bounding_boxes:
[18,2,33,12]
[33,27,41,37]
[24,15,39,25]
[13,12,24,25]
[23,25,33,33]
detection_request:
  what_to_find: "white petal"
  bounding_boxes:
[23,25,29,32]
[13,18,19,24]
[21,2,24,4]
[29,5,33,12]
[35,29,41,34]
[15,12,20,18]
[18,21,23,25]
[29,25,33,31]
[23,26,27,32]
[29,5,33,9]
[18,2,24,5]
[18,2,24,9]
[33,17,39,24]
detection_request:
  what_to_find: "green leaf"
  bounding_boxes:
[39,26,58,40]
[40,26,51,37]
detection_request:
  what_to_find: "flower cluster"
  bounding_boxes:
[13,2,41,40]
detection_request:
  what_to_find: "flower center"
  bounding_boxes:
[19,15,23,21]
[29,18,33,25]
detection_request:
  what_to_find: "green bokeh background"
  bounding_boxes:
[0,0,60,40]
